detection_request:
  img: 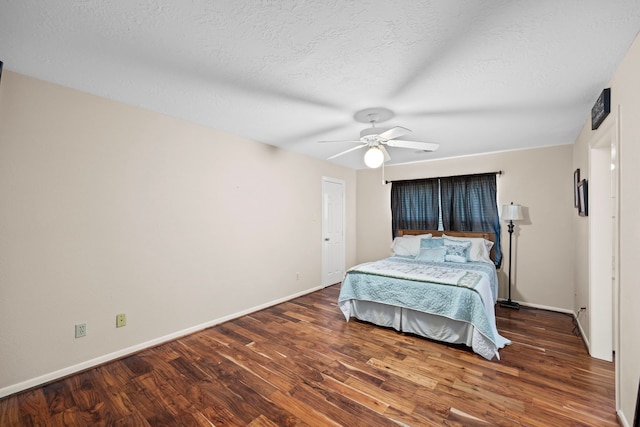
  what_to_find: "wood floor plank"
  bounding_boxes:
[287,381,394,427]
[17,389,51,427]
[343,375,417,415]
[0,392,20,426]
[367,357,439,390]
[319,373,390,415]
[268,389,335,427]
[0,284,616,426]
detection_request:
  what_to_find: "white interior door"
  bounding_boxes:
[322,177,345,287]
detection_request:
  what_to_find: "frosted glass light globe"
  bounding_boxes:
[364,146,384,168]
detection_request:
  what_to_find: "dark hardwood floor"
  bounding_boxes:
[0,284,616,426]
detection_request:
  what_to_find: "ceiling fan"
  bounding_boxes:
[319,107,440,168]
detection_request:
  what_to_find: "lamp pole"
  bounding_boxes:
[500,220,519,309]
[500,202,522,310]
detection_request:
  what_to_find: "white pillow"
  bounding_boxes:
[390,234,432,257]
[442,234,493,264]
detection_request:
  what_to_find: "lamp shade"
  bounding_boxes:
[364,146,384,168]
[502,203,524,221]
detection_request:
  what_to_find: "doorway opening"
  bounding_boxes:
[588,110,620,411]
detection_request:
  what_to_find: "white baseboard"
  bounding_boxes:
[573,314,590,352]
[0,285,324,399]
[498,299,591,353]
[505,299,573,314]
[617,409,631,427]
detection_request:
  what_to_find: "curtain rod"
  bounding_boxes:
[385,170,502,185]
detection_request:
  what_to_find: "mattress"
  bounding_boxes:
[338,256,510,360]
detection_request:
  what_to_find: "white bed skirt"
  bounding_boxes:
[342,299,500,360]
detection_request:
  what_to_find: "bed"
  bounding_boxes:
[338,230,510,360]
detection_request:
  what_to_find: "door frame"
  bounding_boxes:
[588,109,621,410]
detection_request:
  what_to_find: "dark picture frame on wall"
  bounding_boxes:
[574,168,580,208]
[578,179,588,216]
[591,88,611,130]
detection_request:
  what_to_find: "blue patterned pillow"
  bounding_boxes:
[444,240,471,263]
[415,246,447,262]
[420,237,444,249]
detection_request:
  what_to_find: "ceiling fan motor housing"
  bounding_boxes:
[360,127,382,139]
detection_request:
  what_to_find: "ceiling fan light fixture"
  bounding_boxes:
[364,146,384,168]
[320,107,439,165]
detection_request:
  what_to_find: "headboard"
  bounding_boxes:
[397,229,497,264]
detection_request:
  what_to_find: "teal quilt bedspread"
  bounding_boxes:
[338,256,508,357]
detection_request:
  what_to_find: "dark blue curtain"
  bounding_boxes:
[391,178,439,238]
[440,174,502,265]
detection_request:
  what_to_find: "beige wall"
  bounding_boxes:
[356,145,575,311]
[573,33,640,425]
[0,71,357,396]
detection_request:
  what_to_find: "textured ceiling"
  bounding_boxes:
[1,1,640,169]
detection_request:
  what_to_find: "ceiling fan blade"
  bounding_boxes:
[379,145,391,162]
[317,139,363,144]
[378,126,411,141]
[386,140,440,151]
[327,144,367,160]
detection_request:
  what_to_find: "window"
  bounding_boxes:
[391,178,439,234]
[391,173,502,265]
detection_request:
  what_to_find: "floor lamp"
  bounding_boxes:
[500,202,524,309]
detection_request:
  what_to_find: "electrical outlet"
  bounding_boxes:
[116,313,126,328]
[75,323,87,338]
